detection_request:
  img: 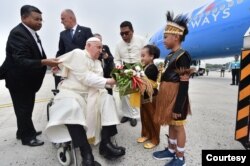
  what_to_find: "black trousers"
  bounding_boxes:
[9,90,37,143]
[101,125,117,141]
[232,69,240,85]
[66,124,117,151]
[66,124,92,157]
[106,88,113,95]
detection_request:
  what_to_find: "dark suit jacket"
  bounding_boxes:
[2,23,47,92]
[56,25,93,57]
[99,45,115,78]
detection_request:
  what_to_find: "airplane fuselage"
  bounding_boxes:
[149,0,250,60]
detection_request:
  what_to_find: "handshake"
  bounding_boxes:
[41,58,61,67]
[46,57,116,88]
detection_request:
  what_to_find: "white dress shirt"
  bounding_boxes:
[71,24,78,36]
[115,35,147,66]
[22,23,43,55]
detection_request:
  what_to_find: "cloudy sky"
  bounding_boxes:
[0,0,232,64]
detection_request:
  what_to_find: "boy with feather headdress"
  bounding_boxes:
[153,11,193,166]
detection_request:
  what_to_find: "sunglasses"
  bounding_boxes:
[120,31,130,36]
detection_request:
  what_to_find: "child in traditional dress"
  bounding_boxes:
[137,45,160,149]
[153,12,193,166]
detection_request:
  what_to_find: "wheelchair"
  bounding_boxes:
[47,89,79,166]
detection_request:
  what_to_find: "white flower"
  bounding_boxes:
[135,66,141,72]
[132,70,137,76]
[140,71,145,77]
[124,69,130,73]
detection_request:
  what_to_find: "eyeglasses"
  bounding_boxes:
[120,31,130,36]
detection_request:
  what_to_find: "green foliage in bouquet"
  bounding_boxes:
[111,63,143,96]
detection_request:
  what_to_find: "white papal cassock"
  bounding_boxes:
[44,49,120,145]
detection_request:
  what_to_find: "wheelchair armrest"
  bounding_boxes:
[51,89,60,96]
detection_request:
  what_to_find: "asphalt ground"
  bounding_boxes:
[0,71,244,166]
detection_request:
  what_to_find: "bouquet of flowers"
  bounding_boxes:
[111,63,153,98]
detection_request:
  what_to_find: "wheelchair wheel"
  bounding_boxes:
[57,147,71,166]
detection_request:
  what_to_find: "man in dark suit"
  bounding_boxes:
[1,5,59,146]
[94,33,115,95]
[54,9,93,88]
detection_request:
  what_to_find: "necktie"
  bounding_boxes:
[35,33,44,56]
[35,33,41,44]
[70,29,74,38]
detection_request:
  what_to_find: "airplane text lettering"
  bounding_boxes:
[189,8,231,28]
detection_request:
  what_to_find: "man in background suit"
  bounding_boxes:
[1,5,59,146]
[54,9,93,88]
[94,33,115,95]
[229,55,240,85]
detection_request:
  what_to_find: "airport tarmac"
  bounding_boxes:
[0,71,244,166]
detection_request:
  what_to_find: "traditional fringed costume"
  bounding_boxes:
[138,62,160,148]
[154,12,192,126]
[153,11,193,166]
[154,49,192,126]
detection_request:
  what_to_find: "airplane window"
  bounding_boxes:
[228,0,234,7]
[212,8,218,13]
[220,4,226,10]
[198,13,203,19]
[237,0,244,4]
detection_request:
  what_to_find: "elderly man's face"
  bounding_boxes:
[61,12,73,29]
[87,42,103,59]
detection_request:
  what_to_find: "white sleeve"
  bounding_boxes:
[58,49,107,89]
[79,71,107,89]
[114,45,122,66]
[57,50,77,77]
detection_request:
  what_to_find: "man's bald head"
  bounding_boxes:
[93,33,102,42]
[61,9,77,29]
[85,37,103,60]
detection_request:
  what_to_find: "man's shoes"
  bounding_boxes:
[108,140,126,152]
[81,153,101,166]
[99,140,125,160]
[120,117,129,123]
[35,131,42,137]
[81,161,101,166]
[165,156,186,166]
[153,148,175,160]
[130,118,137,127]
[22,138,44,147]
[16,131,42,140]
[230,83,235,85]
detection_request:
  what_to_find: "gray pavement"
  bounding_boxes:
[0,71,244,166]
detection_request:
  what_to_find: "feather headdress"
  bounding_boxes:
[164,11,189,41]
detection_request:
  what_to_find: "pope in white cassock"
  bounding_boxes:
[44,37,125,166]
